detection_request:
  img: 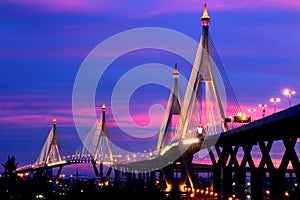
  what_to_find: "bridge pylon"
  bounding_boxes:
[90,104,113,180]
[159,3,243,197]
[35,118,63,166]
[32,118,65,180]
[156,63,181,152]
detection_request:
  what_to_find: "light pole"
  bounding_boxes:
[247,108,256,122]
[258,104,267,117]
[270,97,280,113]
[282,88,296,108]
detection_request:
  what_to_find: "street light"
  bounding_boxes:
[270,97,280,113]
[247,108,256,122]
[282,88,296,108]
[258,104,267,117]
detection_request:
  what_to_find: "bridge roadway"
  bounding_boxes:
[17,104,300,175]
[114,134,205,172]
[116,103,300,171]
[203,103,300,148]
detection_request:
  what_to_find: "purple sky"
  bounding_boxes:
[1,0,300,175]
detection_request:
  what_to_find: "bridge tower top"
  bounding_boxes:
[201,3,210,52]
[201,3,210,26]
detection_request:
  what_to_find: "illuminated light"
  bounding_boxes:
[233,114,251,123]
[270,97,280,113]
[258,104,267,117]
[237,112,243,116]
[101,103,106,111]
[197,125,203,134]
[247,108,256,122]
[104,180,109,186]
[52,118,56,124]
[202,4,210,18]
[228,197,233,200]
[47,160,66,167]
[165,183,173,192]
[265,190,270,195]
[160,145,172,156]
[283,88,296,107]
[182,137,200,145]
[173,64,179,79]
[179,184,186,192]
[285,191,289,197]
[80,189,84,193]
[246,194,251,198]
[283,88,296,96]
[270,97,280,103]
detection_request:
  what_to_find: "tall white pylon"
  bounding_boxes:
[35,118,63,166]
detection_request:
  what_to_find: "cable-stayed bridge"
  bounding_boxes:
[15,4,300,200]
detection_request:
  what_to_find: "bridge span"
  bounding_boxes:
[14,4,300,200]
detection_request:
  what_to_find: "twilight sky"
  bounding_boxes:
[1,0,300,174]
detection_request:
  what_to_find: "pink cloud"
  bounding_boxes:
[4,0,300,17]
[5,0,115,14]
[0,94,74,127]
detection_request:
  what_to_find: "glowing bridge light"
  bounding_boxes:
[182,137,200,145]
[283,88,296,108]
[197,125,203,134]
[233,113,251,123]
[47,160,66,167]
[160,145,172,156]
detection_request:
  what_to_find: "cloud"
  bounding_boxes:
[3,0,300,18]
[3,0,115,14]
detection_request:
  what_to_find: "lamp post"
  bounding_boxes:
[270,97,280,113]
[258,104,267,117]
[247,108,256,122]
[282,88,296,108]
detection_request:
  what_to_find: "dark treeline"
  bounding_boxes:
[0,156,164,200]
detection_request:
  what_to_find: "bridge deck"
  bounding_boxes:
[203,104,300,147]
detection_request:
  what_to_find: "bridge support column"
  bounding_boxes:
[295,176,300,199]
[235,166,246,200]
[222,165,233,199]
[213,163,221,200]
[251,167,264,200]
[149,170,156,191]
[99,162,103,180]
[138,171,144,191]
[126,170,134,190]
[113,169,121,189]
[161,164,175,192]
[269,168,285,200]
